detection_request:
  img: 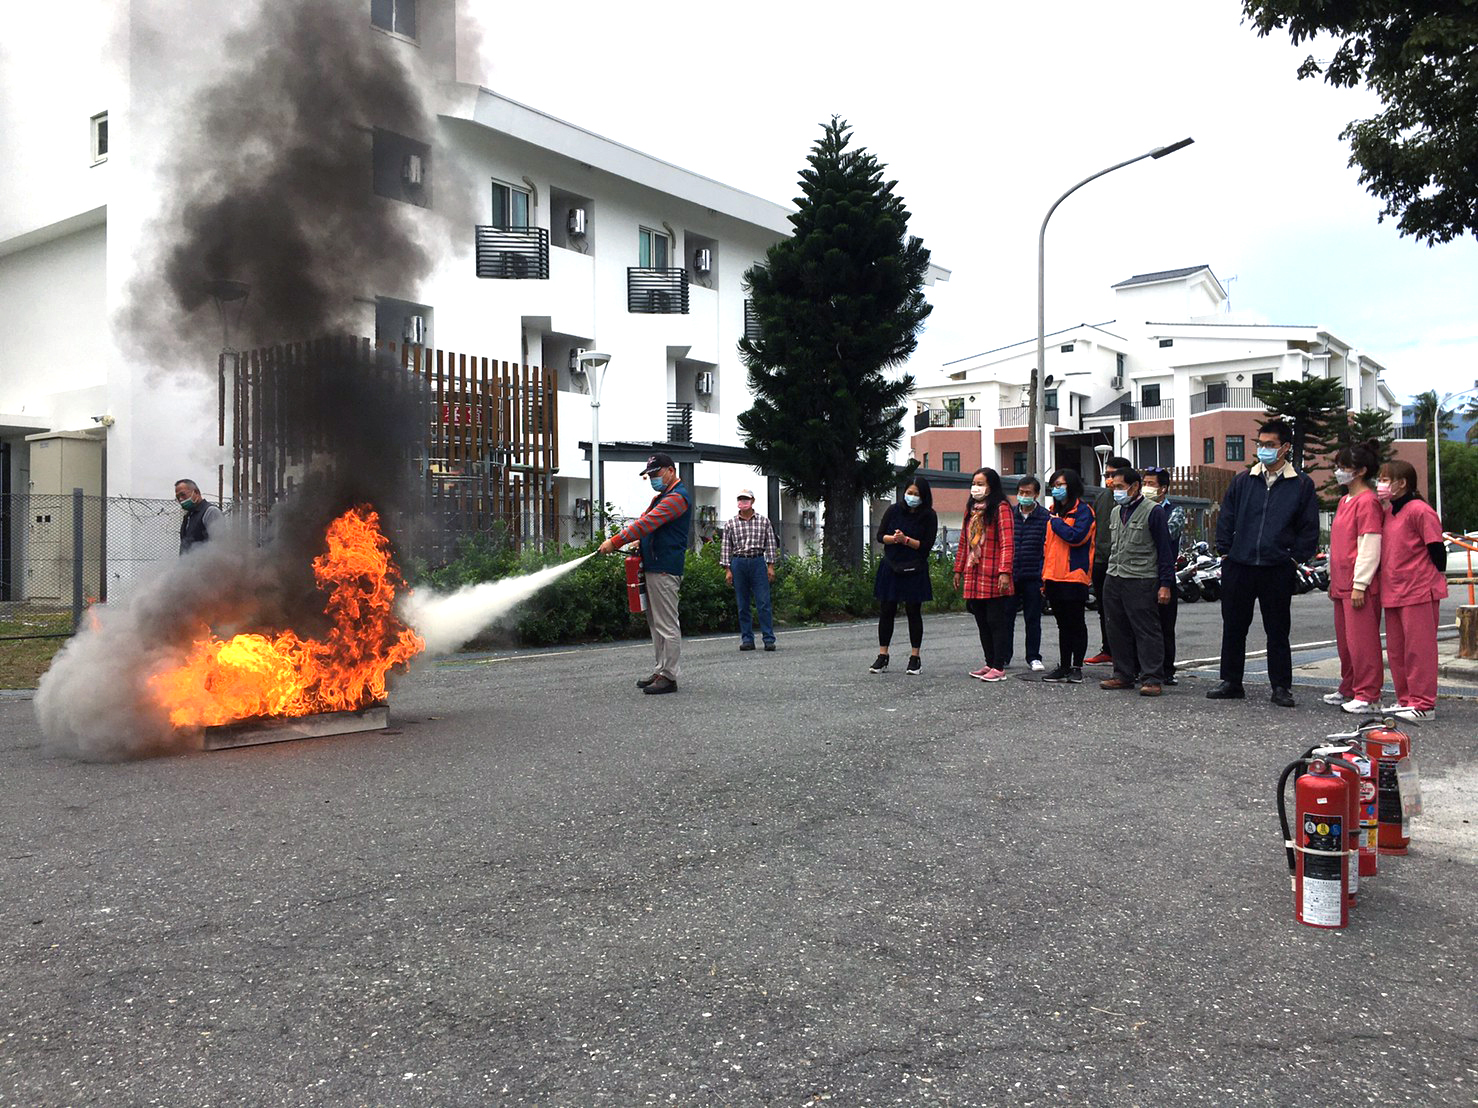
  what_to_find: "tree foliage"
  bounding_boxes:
[738,117,932,568]
[1408,388,1459,439]
[1322,407,1398,503]
[1243,0,1478,244]
[1435,438,1478,531]
[1259,377,1346,473]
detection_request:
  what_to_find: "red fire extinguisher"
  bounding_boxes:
[1360,718,1419,855]
[1278,756,1351,929]
[624,554,647,614]
[1309,744,1366,907]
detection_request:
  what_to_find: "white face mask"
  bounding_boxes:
[1333,468,1354,486]
[969,485,987,500]
[1142,486,1162,501]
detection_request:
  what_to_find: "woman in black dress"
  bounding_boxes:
[869,477,938,675]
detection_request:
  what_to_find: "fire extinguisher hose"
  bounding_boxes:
[1276,758,1308,873]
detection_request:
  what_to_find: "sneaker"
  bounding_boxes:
[1341,698,1379,714]
[1067,667,1084,684]
[905,655,922,676]
[1040,665,1071,683]
[982,668,1007,682]
[1322,691,1346,705]
[969,666,991,681]
[763,642,776,652]
[1386,704,1433,722]
[869,654,889,674]
[739,641,756,652]
[1029,659,1045,672]
[1084,652,1112,666]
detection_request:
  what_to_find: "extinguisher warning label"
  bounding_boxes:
[1302,815,1344,927]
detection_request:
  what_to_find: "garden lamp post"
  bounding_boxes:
[578,351,613,539]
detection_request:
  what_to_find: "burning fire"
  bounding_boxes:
[152,506,424,727]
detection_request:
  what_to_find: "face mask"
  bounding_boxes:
[904,494,921,509]
[178,498,195,512]
[1375,480,1393,500]
[1142,486,1162,501]
[649,476,667,492]
[1051,486,1067,502]
[1334,468,1354,486]
[969,485,987,501]
[1017,496,1036,508]
[1256,446,1280,466]
[1112,489,1129,505]
[738,500,753,511]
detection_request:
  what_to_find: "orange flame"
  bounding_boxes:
[152,506,424,727]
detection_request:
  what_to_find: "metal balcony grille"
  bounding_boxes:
[1190,387,1256,414]
[475,226,550,279]
[667,402,693,443]
[1121,399,1175,421]
[628,268,689,314]
[744,299,763,341]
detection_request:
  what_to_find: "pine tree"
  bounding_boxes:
[1258,377,1346,475]
[1321,407,1397,503]
[738,118,932,568]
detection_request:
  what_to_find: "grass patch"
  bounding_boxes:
[0,610,73,690]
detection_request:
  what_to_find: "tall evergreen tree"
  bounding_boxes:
[1321,407,1398,503]
[738,118,932,568]
[1259,377,1346,475]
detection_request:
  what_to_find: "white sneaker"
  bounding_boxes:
[1321,691,1346,705]
[1029,659,1045,672]
[1386,704,1433,722]
[1341,698,1378,714]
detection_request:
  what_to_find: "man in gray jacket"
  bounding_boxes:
[175,478,224,555]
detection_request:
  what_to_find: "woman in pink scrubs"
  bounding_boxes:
[1324,440,1384,713]
[1377,458,1448,721]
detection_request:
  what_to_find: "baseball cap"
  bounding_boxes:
[639,452,675,476]
[736,488,755,500]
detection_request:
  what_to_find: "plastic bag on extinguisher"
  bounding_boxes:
[1396,755,1423,835]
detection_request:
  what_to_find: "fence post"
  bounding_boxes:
[72,487,85,631]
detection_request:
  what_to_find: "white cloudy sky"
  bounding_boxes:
[481,0,1477,405]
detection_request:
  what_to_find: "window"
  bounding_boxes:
[1207,381,1228,406]
[371,0,416,37]
[1116,352,1126,374]
[1135,435,1174,469]
[372,129,430,206]
[90,112,108,163]
[490,181,530,229]
[1060,343,1074,353]
[1252,372,1274,394]
[1044,390,1058,410]
[942,452,961,473]
[1158,338,1174,348]
[639,227,670,268]
[1226,435,1245,462]
[1203,437,1214,464]
[1141,384,1161,408]
[1013,451,1027,474]
[923,452,929,469]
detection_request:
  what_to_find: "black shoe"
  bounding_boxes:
[1270,686,1296,708]
[636,673,659,689]
[869,653,889,673]
[763,642,776,652]
[1067,666,1084,684]
[1206,681,1245,700]
[740,641,756,651]
[905,655,922,676]
[1040,665,1071,683]
[1164,675,1179,686]
[643,675,677,695]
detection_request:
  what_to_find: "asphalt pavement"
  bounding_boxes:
[2,590,1475,1106]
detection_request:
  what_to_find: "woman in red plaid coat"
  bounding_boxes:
[953,467,1016,681]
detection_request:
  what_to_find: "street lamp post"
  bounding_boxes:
[1030,138,1194,479]
[1432,382,1478,526]
[578,351,613,539]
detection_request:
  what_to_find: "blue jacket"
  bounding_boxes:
[611,481,692,575]
[1011,503,1050,580]
[1215,465,1319,567]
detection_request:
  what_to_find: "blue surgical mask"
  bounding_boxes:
[1051,486,1067,501]
[904,494,921,509]
[1017,496,1036,508]
[1256,446,1280,466]
[1112,489,1129,504]
[649,475,667,492]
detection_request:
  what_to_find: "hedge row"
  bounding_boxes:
[410,530,964,648]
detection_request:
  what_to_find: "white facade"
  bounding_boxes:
[911,266,1401,478]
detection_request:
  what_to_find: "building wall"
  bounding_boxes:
[912,429,980,476]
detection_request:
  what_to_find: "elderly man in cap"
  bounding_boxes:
[598,453,692,694]
[720,488,778,652]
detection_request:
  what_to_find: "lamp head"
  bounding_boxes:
[1151,137,1194,159]
[576,351,611,370]
[1094,444,1112,458]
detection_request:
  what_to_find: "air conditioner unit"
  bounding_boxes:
[1110,376,1123,390]
[402,154,423,185]
[569,348,586,373]
[695,371,714,395]
[694,247,712,274]
[567,207,587,236]
[403,314,427,344]
[647,289,674,312]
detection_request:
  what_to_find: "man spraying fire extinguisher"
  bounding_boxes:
[598,453,691,695]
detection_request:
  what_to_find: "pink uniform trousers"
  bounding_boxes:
[1384,600,1441,711]
[1333,597,1383,703]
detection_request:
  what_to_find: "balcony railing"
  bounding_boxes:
[915,408,982,431]
[1190,386,1259,414]
[475,226,550,279]
[667,402,693,443]
[1394,424,1428,440]
[628,268,690,314]
[1122,399,1175,421]
[997,406,1031,427]
[743,300,763,342]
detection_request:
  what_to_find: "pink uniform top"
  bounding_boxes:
[1379,497,1448,608]
[1329,491,1383,599]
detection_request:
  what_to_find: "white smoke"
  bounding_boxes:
[400,553,596,656]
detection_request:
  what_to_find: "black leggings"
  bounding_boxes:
[967,597,1013,669]
[879,601,924,649]
[1044,582,1088,667]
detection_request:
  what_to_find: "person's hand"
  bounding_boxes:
[1158,586,1172,605]
[998,572,1012,592]
[766,566,775,582]
[725,569,734,585]
[892,529,906,545]
[597,538,616,555]
[1351,588,1366,610]
[952,570,963,592]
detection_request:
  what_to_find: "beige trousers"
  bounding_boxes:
[646,572,683,680]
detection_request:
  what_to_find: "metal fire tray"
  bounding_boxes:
[197,703,389,751]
